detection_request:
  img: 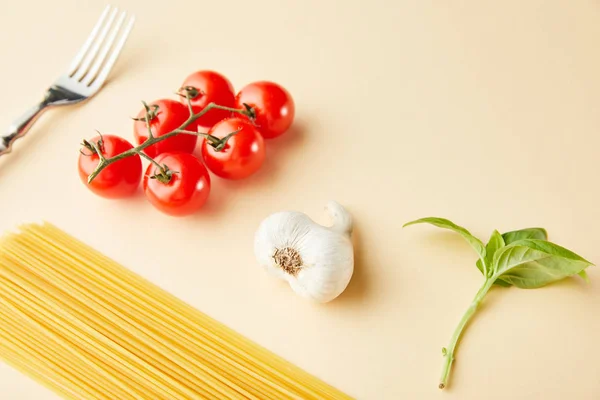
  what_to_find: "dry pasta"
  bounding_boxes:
[0,222,352,400]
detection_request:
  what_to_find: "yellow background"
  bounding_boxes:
[1,0,599,398]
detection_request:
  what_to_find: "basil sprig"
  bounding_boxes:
[404,217,593,389]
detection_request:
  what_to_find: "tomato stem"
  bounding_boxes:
[149,163,178,184]
[172,128,239,149]
[144,102,158,140]
[80,139,95,155]
[132,102,160,140]
[177,86,202,100]
[177,85,255,120]
[89,141,106,163]
[138,151,163,171]
[212,130,241,152]
[86,102,250,184]
[139,152,174,183]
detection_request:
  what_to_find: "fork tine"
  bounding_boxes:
[81,11,127,86]
[72,7,119,81]
[67,5,111,76]
[90,15,135,89]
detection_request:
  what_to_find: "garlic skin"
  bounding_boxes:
[254,201,354,303]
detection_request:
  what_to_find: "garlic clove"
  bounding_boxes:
[326,200,353,236]
[254,202,354,303]
[254,211,312,280]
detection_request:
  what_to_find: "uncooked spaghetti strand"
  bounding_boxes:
[21,228,313,399]
[0,323,106,400]
[0,310,127,400]
[44,227,345,398]
[0,251,218,400]
[42,224,347,399]
[46,230,338,400]
[13,236,295,400]
[0,266,192,400]
[11,232,283,400]
[4,239,259,400]
[0,298,130,397]
[0,286,144,400]
[0,338,95,400]
[0,257,196,400]
[2,223,353,400]
[2,245,236,400]
[33,226,331,399]
[0,277,175,400]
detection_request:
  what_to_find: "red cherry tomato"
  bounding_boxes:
[201,118,266,180]
[133,99,196,158]
[235,81,295,139]
[143,153,211,217]
[179,70,235,130]
[78,135,142,199]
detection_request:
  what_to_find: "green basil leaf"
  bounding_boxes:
[494,228,547,287]
[578,270,590,283]
[491,239,593,289]
[475,230,511,286]
[502,228,548,244]
[404,217,486,259]
[484,230,505,268]
[492,276,512,287]
[474,259,485,275]
[476,256,511,286]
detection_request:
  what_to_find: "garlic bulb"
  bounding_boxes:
[254,201,354,303]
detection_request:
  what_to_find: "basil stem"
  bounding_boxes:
[439,278,494,389]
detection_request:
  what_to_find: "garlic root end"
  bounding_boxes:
[325,201,353,236]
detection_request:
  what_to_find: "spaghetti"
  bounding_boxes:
[0,222,351,400]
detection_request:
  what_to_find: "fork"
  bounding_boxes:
[0,5,135,157]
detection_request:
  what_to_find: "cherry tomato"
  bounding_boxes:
[235,81,295,139]
[143,153,211,217]
[179,70,235,130]
[133,99,196,158]
[201,118,266,180]
[78,135,142,199]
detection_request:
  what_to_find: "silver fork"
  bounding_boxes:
[0,5,135,157]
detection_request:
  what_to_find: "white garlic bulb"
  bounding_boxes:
[254,201,354,303]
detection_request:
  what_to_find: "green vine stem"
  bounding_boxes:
[439,278,495,389]
[85,100,253,184]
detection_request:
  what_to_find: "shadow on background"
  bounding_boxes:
[193,119,308,216]
[334,223,372,306]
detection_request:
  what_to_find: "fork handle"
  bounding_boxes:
[0,100,50,156]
